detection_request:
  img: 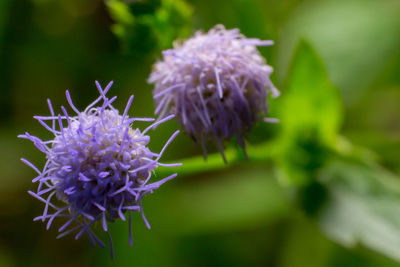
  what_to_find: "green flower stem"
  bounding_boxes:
[155,135,368,179]
[155,140,279,178]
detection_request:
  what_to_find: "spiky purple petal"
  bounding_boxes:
[20,81,180,256]
[149,24,279,160]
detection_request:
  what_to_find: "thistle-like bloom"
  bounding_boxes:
[19,81,180,257]
[148,25,279,161]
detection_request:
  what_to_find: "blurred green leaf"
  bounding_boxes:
[127,0,161,16]
[278,0,400,104]
[277,41,343,186]
[151,0,193,48]
[280,41,342,144]
[106,0,193,55]
[107,0,135,25]
[318,159,400,263]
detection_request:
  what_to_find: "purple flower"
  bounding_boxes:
[19,81,180,257]
[148,25,279,161]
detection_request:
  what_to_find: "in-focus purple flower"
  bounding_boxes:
[19,81,180,257]
[148,24,279,162]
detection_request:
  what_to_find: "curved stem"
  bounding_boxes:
[155,140,279,178]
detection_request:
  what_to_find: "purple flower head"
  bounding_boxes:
[19,81,180,257]
[148,24,279,161]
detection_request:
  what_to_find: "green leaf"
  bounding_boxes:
[280,40,342,144]
[318,159,400,262]
[106,0,135,25]
[127,0,161,16]
[278,0,400,103]
[277,41,343,186]
[152,0,193,49]
[105,0,193,55]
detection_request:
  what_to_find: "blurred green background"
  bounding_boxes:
[1,0,400,266]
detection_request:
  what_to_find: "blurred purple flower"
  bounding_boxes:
[19,81,180,257]
[148,24,279,162]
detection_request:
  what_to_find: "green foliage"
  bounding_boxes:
[273,40,400,262]
[278,0,400,104]
[276,41,343,186]
[4,0,400,265]
[127,0,161,16]
[106,0,193,55]
[318,158,400,262]
[152,39,400,263]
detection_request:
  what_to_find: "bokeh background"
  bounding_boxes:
[1,0,400,266]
